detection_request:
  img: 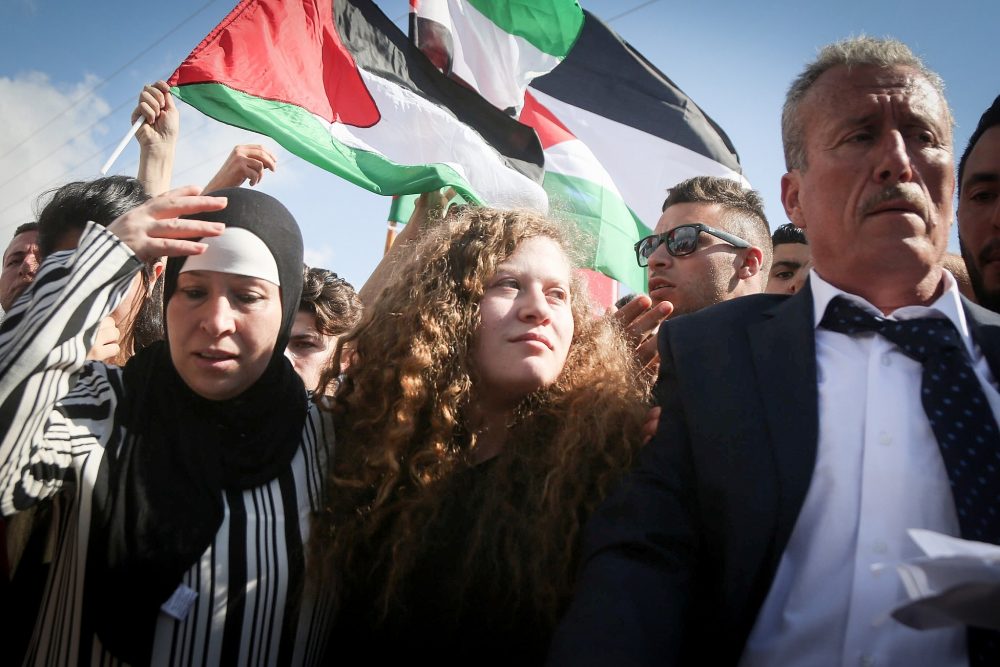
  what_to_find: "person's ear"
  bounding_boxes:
[738,246,763,280]
[147,259,166,296]
[781,171,807,230]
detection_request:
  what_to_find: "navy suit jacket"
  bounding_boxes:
[548,286,1000,666]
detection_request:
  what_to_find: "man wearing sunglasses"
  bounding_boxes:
[616,176,772,369]
[553,37,1000,667]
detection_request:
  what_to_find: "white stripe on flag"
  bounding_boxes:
[324,68,548,210]
[528,87,747,226]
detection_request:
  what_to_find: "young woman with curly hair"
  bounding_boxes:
[317,204,650,663]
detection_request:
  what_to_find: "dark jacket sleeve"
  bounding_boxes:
[548,321,703,666]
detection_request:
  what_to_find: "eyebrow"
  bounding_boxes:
[771,261,802,272]
[963,172,1000,189]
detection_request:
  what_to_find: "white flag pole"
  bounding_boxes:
[99,117,144,175]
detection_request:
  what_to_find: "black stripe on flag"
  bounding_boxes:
[532,11,742,174]
[333,0,545,186]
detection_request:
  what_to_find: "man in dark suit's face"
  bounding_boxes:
[780,63,954,313]
[958,100,1000,314]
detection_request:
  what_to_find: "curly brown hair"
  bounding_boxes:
[314,207,649,631]
[299,265,362,336]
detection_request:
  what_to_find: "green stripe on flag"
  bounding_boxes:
[467,0,583,58]
[171,83,488,203]
[543,170,652,293]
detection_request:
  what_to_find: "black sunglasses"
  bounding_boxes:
[634,223,751,267]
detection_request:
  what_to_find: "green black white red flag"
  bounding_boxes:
[167,0,547,210]
[411,2,744,293]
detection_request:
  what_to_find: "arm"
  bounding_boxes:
[202,144,278,193]
[0,224,141,514]
[133,81,179,196]
[357,188,455,305]
[548,325,701,666]
[0,189,227,515]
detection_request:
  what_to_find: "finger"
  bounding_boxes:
[143,84,166,108]
[613,293,653,326]
[629,300,673,336]
[144,190,228,220]
[246,160,265,186]
[636,336,659,367]
[148,238,211,258]
[147,217,226,240]
[136,101,158,125]
[257,149,278,171]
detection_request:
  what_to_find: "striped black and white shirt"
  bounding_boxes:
[0,223,333,666]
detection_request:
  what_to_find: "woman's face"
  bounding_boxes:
[285,310,337,392]
[167,270,283,400]
[472,236,574,411]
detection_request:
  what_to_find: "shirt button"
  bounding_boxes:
[879,432,892,446]
[881,354,892,367]
[861,655,876,667]
[873,541,888,555]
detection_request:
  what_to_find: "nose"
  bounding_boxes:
[647,241,673,270]
[517,286,552,324]
[19,256,39,280]
[874,130,914,185]
[201,296,237,337]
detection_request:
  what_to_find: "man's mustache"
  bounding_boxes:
[857,184,927,219]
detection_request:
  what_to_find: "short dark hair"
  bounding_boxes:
[958,94,1000,195]
[299,266,362,336]
[662,175,772,275]
[36,176,150,257]
[771,222,807,248]
[12,221,38,239]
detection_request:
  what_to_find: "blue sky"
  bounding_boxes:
[1,0,997,289]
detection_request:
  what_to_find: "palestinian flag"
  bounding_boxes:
[411,3,743,294]
[530,11,743,231]
[167,0,547,210]
[412,0,583,115]
[519,88,649,294]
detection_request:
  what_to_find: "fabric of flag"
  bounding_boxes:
[530,11,744,230]
[412,0,583,115]
[167,0,547,211]
[411,3,744,293]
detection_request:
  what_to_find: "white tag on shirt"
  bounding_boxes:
[160,584,198,621]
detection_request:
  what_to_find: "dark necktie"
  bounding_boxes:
[821,295,1000,666]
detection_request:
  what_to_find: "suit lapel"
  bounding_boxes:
[747,288,819,568]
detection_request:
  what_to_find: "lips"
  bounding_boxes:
[511,332,553,350]
[978,240,1000,266]
[648,276,674,292]
[193,349,239,367]
[867,199,921,216]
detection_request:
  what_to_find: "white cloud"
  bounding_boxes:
[0,72,112,236]
[303,243,336,270]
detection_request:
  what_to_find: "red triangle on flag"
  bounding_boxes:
[168,0,380,128]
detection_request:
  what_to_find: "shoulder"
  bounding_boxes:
[662,293,791,342]
[963,296,1000,328]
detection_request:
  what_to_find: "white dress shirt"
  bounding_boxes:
[738,270,1000,667]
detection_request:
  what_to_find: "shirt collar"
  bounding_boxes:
[809,268,973,355]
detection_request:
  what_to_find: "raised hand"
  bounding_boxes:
[106,185,227,262]
[612,293,672,371]
[132,81,179,151]
[203,144,278,192]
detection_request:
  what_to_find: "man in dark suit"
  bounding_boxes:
[549,37,1000,667]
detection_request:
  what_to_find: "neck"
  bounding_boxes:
[816,265,946,316]
[468,406,510,465]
